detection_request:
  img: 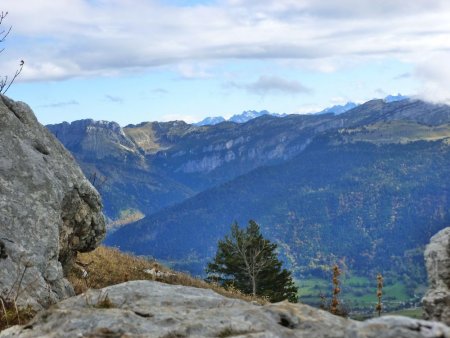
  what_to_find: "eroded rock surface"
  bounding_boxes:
[0,95,105,309]
[2,280,449,338]
[423,227,450,325]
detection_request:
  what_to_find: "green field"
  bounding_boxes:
[386,308,423,319]
[297,274,424,317]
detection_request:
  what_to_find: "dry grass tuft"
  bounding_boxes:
[0,299,35,332]
[217,327,254,337]
[68,246,268,304]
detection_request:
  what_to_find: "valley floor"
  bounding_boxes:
[298,276,424,318]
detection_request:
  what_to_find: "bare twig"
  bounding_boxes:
[1,60,24,94]
[0,11,24,94]
[0,11,11,53]
[13,300,20,325]
[0,26,11,44]
[14,265,29,302]
[5,255,31,301]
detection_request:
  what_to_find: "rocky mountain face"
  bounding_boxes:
[194,116,226,126]
[48,119,141,161]
[0,96,105,309]
[228,110,286,123]
[317,102,358,115]
[384,94,409,103]
[47,111,340,219]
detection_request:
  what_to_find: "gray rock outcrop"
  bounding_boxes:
[0,95,105,309]
[423,227,450,324]
[2,280,449,338]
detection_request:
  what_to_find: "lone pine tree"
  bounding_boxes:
[206,220,298,302]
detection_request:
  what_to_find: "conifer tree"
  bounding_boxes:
[206,220,298,302]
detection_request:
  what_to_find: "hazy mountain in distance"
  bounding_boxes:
[316,102,358,115]
[315,94,408,115]
[229,110,287,123]
[384,93,409,103]
[194,116,226,126]
[194,95,409,126]
[195,110,287,126]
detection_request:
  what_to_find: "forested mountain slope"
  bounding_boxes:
[48,99,450,280]
[106,130,450,278]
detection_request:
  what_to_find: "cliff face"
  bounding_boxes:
[0,96,105,309]
[47,119,143,161]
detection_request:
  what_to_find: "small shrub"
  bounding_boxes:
[320,264,349,317]
[0,254,37,332]
[330,265,341,315]
[94,293,115,309]
[376,273,383,316]
[0,299,35,331]
[217,327,253,338]
[319,292,327,310]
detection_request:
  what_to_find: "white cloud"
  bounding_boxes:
[151,88,169,95]
[245,75,311,95]
[38,100,79,108]
[105,95,124,103]
[295,103,324,114]
[160,113,197,123]
[415,53,450,105]
[177,63,213,79]
[1,0,450,103]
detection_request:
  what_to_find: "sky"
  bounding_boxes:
[1,0,450,125]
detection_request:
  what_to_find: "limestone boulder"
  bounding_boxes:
[423,227,450,325]
[2,280,449,338]
[0,95,105,309]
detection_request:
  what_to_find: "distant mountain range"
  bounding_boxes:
[194,116,226,126]
[384,93,409,103]
[195,94,409,126]
[195,110,287,126]
[316,102,358,115]
[47,95,449,282]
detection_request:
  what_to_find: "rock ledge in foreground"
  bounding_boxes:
[2,280,449,338]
